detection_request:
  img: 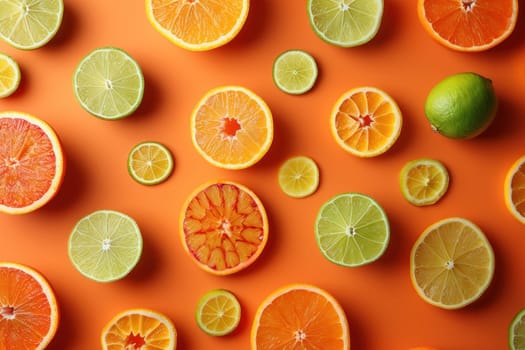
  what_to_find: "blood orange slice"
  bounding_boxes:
[179,180,269,275]
[0,112,64,214]
[0,262,59,350]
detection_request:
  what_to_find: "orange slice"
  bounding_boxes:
[191,86,273,169]
[101,308,177,349]
[504,155,525,224]
[417,0,518,52]
[145,0,250,51]
[330,86,402,157]
[0,262,59,350]
[251,284,350,350]
[179,180,269,275]
[0,111,65,214]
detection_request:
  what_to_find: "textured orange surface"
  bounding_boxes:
[1,1,525,349]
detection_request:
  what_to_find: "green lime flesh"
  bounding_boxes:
[73,47,144,120]
[510,308,525,350]
[307,0,384,47]
[68,210,143,282]
[273,50,318,95]
[315,192,390,267]
[195,289,241,336]
[424,72,497,139]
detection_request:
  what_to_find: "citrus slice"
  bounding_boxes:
[0,0,64,50]
[315,192,390,267]
[191,86,273,169]
[180,180,269,275]
[307,0,384,47]
[0,53,20,98]
[330,86,402,157]
[0,111,64,214]
[68,210,143,282]
[505,155,525,224]
[145,0,249,51]
[0,262,59,350]
[418,0,518,52]
[272,50,318,95]
[73,47,144,120]
[399,158,449,206]
[101,308,177,350]
[128,141,174,186]
[278,156,320,198]
[410,217,495,309]
[509,308,525,350]
[195,289,241,336]
[251,283,350,350]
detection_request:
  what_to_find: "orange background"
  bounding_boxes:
[1,1,525,349]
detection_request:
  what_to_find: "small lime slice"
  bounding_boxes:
[399,158,449,206]
[73,47,144,120]
[510,308,525,350]
[0,0,64,50]
[0,53,20,98]
[278,156,320,198]
[272,50,318,95]
[195,289,241,336]
[68,210,143,282]
[307,0,384,47]
[315,192,390,267]
[128,141,174,185]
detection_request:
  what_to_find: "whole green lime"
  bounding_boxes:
[424,72,497,139]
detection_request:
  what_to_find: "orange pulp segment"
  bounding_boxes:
[417,0,518,52]
[0,262,59,350]
[251,284,350,350]
[145,0,250,51]
[180,180,269,275]
[191,86,273,169]
[101,308,177,349]
[505,155,525,224]
[0,111,64,214]
[330,86,402,157]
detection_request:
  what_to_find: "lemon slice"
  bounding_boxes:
[307,0,384,47]
[315,192,390,267]
[399,158,449,206]
[410,217,495,309]
[0,53,21,98]
[128,141,174,185]
[68,210,143,282]
[195,289,241,336]
[272,50,318,95]
[278,156,320,198]
[73,47,144,120]
[0,0,64,50]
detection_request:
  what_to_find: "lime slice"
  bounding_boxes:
[0,53,20,98]
[73,47,144,120]
[307,0,384,47]
[272,50,318,95]
[315,192,390,266]
[278,156,320,198]
[0,0,63,50]
[195,289,241,336]
[510,308,525,350]
[128,141,174,185]
[68,210,143,282]
[399,158,449,206]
